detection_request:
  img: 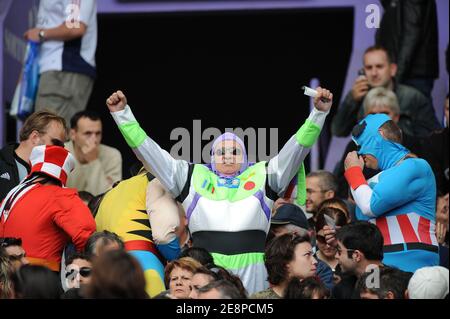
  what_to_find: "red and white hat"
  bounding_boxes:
[29,145,75,186]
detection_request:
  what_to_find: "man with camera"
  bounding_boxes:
[331,46,440,139]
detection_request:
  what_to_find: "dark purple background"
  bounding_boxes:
[1,0,448,172]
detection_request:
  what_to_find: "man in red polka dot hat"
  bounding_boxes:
[0,145,96,271]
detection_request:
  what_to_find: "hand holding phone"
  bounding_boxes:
[352,69,369,102]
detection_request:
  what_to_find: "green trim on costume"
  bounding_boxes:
[295,163,306,206]
[212,252,265,270]
[192,161,267,202]
[295,119,321,148]
[118,121,147,148]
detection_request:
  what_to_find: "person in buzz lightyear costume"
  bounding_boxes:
[105,88,333,294]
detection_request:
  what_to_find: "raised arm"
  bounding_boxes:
[267,87,333,196]
[106,91,188,197]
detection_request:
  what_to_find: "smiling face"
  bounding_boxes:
[213,140,244,176]
[169,267,194,299]
[306,176,334,214]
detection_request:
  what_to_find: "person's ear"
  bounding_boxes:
[353,250,362,262]
[69,128,77,141]
[392,113,400,124]
[285,262,292,276]
[390,63,398,77]
[29,130,41,146]
[378,128,388,140]
[325,190,335,200]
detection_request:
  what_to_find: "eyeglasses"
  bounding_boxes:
[65,267,92,278]
[306,188,328,195]
[215,147,242,156]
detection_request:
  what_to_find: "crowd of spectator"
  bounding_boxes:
[0,0,448,300]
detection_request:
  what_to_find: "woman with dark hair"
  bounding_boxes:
[11,264,63,299]
[84,230,124,260]
[284,277,330,299]
[84,250,148,299]
[316,207,348,229]
[251,234,317,299]
[64,252,92,290]
[179,247,214,266]
[318,198,351,222]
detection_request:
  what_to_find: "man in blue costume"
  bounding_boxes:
[343,113,439,272]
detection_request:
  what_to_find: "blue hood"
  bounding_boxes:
[352,114,409,170]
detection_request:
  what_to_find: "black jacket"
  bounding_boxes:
[331,83,440,138]
[420,127,449,195]
[0,143,29,201]
[376,0,439,81]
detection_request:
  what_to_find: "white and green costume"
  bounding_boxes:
[111,105,328,294]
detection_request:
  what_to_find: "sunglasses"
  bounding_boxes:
[65,267,92,278]
[215,147,242,156]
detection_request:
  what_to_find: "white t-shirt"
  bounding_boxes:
[36,0,97,78]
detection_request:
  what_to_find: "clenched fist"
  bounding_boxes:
[106,90,127,113]
[313,87,333,113]
[344,151,365,170]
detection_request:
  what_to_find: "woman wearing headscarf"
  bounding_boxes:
[105,88,333,294]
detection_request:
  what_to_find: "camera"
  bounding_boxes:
[357,68,366,77]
